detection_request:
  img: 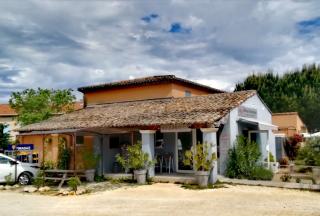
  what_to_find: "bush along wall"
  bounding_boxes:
[225,136,274,181]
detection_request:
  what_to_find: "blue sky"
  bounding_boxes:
[0,0,320,102]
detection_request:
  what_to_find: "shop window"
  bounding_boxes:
[76,136,84,145]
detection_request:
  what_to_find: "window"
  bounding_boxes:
[76,136,84,145]
[185,90,191,97]
[0,156,10,164]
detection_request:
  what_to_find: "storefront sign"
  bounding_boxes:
[238,106,257,119]
[8,144,34,151]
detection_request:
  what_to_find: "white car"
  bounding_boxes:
[0,153,39,185]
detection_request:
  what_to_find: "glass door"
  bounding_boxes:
[176,131,193,172]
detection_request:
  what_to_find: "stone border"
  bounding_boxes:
[219,177,320,191]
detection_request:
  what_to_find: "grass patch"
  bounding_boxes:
[109,177,136,184]
[181,180,228,190]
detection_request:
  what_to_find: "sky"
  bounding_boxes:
[0,0,320,102]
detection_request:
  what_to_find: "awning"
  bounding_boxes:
[238,117,278,130]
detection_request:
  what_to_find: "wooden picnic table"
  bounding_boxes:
[43,169,86,189]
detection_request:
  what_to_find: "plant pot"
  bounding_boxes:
[134,169,147,184]
[195,171,209,187]
[85,169,95,182]
[312,167,320,177]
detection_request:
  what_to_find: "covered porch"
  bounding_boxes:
[82,126,219,183]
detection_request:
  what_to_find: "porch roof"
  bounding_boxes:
[17,90,256,133]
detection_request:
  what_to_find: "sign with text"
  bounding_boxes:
[238,106,257,119]
[8,144,34,151]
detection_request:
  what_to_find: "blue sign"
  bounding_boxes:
[8,144,34,151]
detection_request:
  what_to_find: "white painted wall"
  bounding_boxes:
[219,94,276,174]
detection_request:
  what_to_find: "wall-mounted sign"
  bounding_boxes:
[238,106,257,119]
[8,144,34,151]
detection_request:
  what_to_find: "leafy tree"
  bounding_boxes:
[0,124,10,150]
[9,88,76,126]
[235,64,320,132]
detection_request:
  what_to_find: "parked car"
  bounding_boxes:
[0,153,39,185]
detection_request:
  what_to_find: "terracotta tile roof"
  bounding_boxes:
[18,91,256,132]
[78,75,224,93]
[0,104,17,116]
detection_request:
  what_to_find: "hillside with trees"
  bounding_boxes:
[235,64,320,132]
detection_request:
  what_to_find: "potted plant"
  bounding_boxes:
[82,149,100,182]
[183,142,217,187]
[116,141,154,184]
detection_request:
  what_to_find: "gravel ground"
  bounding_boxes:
[0,183,319,216]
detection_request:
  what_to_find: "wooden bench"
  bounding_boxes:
[43,170,86,189]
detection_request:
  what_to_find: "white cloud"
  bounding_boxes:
[0,0,320,102]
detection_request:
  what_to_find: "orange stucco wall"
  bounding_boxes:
[84,83,211,105]
[19,134,94,169]
[171,83,210,97]
[272,113,307,137]
[85,83,173,105]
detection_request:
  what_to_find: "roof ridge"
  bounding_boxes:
[78,74,224,93]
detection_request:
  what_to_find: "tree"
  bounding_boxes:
[283,134,303,161]
[9,88,76,126]
[0,124,10,150]
[235,64,320,132]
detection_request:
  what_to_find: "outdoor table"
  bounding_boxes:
[43,169,85,189]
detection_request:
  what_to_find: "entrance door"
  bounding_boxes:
[248,130,269,162]
[176,131,193,172]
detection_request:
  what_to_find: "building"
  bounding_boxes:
[17,75,277,182]
[272,112,308,137]
[272,112,308,161]
[0,104,19,140]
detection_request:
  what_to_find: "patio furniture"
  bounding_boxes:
[42,169,85,189]
[155,154,164,173]
[163,153,174,174]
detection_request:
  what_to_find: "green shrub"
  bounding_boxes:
[296,137,320,166]
[4,173,14,185]
[280,173,292,182]
[296,178,301,183]
[183,142,216,171]
[40,160,56,170]
[249,166,274,181]
[116,141,154,171]
[225,136,261,179]
[94,175,106,182]
[33,170,46,188]
[264,152,275,162]
[68,177,81,192]
[57,138,71,170]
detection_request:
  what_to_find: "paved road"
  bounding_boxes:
[0,183,319,216]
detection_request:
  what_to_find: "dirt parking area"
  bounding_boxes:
[0,183,319,216]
